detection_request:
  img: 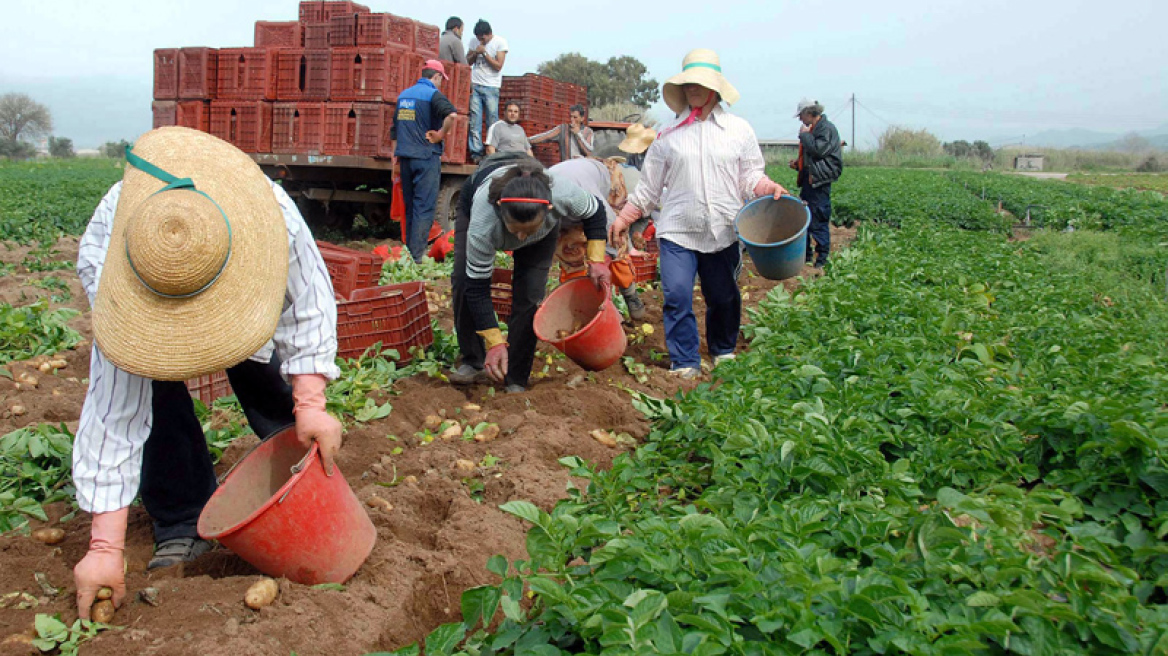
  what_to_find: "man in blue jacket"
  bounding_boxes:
[392,60,458,262]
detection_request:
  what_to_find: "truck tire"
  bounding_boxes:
[434,176,465,233]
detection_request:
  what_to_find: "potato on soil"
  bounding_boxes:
[423,414,444,431]
[454,459,476,473]
[440,423,463,440]
[10,405,26,417]
[244,578,279,610]
[590,429,618,448]
[49,359,67,370]
[38,362,53,374]
[473,424,500,443]
[30,528,64,545]
[365,496,393,512]
[91,600,116,623]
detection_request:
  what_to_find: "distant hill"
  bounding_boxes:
[1026,124,1168,150]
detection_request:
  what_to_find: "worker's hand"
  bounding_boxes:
[587,261,612,290]
[425,130,445,144]
[609,203,643,248]
[484,344,508,383]
[75,508,128,621]
[753,177,789,200]
[291,374,342,476]
[799,123,812,134]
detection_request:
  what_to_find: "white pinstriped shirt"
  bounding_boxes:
[73,180,340,514]
[626,104,767,253]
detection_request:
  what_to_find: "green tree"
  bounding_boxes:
[101,140,131,159]
[48,136,74,159]
[972,140,993,162]
[0,93,52,148]
[0,139,36,160]
[537,53,659,109]
[878,126,941,156]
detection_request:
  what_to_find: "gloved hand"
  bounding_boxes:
[608,203,643,248]
[587,261,612,289]
[291,374,342,476]
[484,344,509,383]
[754,177,789,200]
[75,507,128,621]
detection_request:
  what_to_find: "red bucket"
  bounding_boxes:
[533,278,627,371]
[197,426,375,584]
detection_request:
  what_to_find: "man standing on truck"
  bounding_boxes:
[391,60,459,263]
[788,98,842,268]
[466,20,508,163]
[485,103,533,156]
[439,17,466,65]
[529,105,593,161]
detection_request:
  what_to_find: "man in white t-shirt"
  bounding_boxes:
[466,19,509,163]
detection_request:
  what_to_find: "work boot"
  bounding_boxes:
[621,288,647,321]
[448,364,487,385]
[148,537,213,570]
[504,384,526,394]
[668,366,701,380]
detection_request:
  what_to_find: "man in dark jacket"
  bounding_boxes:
[391,60,458,262]
[789,99,842,268]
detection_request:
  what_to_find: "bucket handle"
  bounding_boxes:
[216,423,312,485]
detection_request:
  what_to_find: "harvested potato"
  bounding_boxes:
[440,423,463,440]
[18,374,37,389]
[366,496,393,513]
[2,633,34,647]
[49,359,68,370]
[91,600,116,623]
[473,424,500,443]
[10,405,26,417]
[403,475,418,485]
[463,403,481,412]
[95,587,113,601]
[244,578,279,610]
[454,459,476,473]
[30,528,64,545]
[38,362,53,374]
[423,414,444,431]
[590,429,618,448]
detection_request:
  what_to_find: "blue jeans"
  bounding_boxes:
[399,156,441,262]
[658,239,742,369]
[468,84,499,157]
[800,182,832,265]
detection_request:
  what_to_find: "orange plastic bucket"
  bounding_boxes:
[197,426,375,584]
[534,278,627,371]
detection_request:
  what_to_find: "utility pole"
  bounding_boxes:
[850,93,856,152]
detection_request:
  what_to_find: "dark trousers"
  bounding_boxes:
[451,205,558,388]
[140,356,296,542]
[800,182,832,266]
[400,156,442,263]
[658,238,741,369]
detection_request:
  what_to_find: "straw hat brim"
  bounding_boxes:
[662,67,740,114]
[93,127,289,381]
[618,127,656,154]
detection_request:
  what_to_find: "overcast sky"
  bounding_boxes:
[2,0,1165,149]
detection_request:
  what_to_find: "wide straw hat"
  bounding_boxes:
[662,49,740,114]
[93,126,289,381]
[618,124,657,155]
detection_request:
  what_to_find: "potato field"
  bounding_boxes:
[0,159,1166,655]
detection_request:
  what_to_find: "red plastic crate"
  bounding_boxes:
[328,14,357,47]
[152,101,176,128]
[532,143,560,168]
[216,48,277,100]
[186,371,234,405]
[502,74,556,102]
[441,114,468,164]
[273,102,325,154]
[499,97,562,129]
[209,101,273,153]
[299,1,323,23]
[322,102,383,156]
[491,269,513,323]
[177,100,211,132]
[255,21,302,48]
[154,49,178,100]
[303,23,329,48]
[329,47,408,102]
[355,13,411,47]
[336,282,433,361]
[402,52,427,89]
[178,47,218,100]
[414,21,440,55]
[317,240,382,298]
[629,251,658,283]
[554,81,587,106]
[300,1,368,22]
[275,49,330,100]
[377,104,395,158]
[448,63,471,114]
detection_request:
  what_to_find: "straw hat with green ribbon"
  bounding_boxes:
[93,126,289,381]
[662,49,741,114]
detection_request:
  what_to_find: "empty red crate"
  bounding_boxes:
[448,63,471,114]
[414,21,440,55]
[303,23,329,48]
[377,104,395,158]
[178,48,218,99]
[186,371,234,405]
[355,13,411,47]
[300,1,369,22]
[629,251,658,283]
[402,52,427,88]
[336,282,433,361]
[491,269,513,323]
[177,100,211,132]
[330,47,408,102]
[441,114,468,164]
[152,101,176,128]
[209,101,273,153]
[328,14,357,46]
[276,49,331,100]
[532,143,561,168]
[273,102,325,154]
[317,241,383,299]
[217,48,277,100]
[255,21,302,48]
[154,49,178,100]
[502,74,556,102]
[554,81,587,106]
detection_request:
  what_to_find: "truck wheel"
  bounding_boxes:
[435,177,464,233]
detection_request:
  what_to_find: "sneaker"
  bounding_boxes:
[448,364,487,385]
[504,383,527,394]
[713,353,736,366]
[148,537,213,570]
[624,292,647,321]
[668,367,701,380]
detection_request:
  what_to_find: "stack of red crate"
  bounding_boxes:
[498,73,588,167]
[151,0,472,161]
